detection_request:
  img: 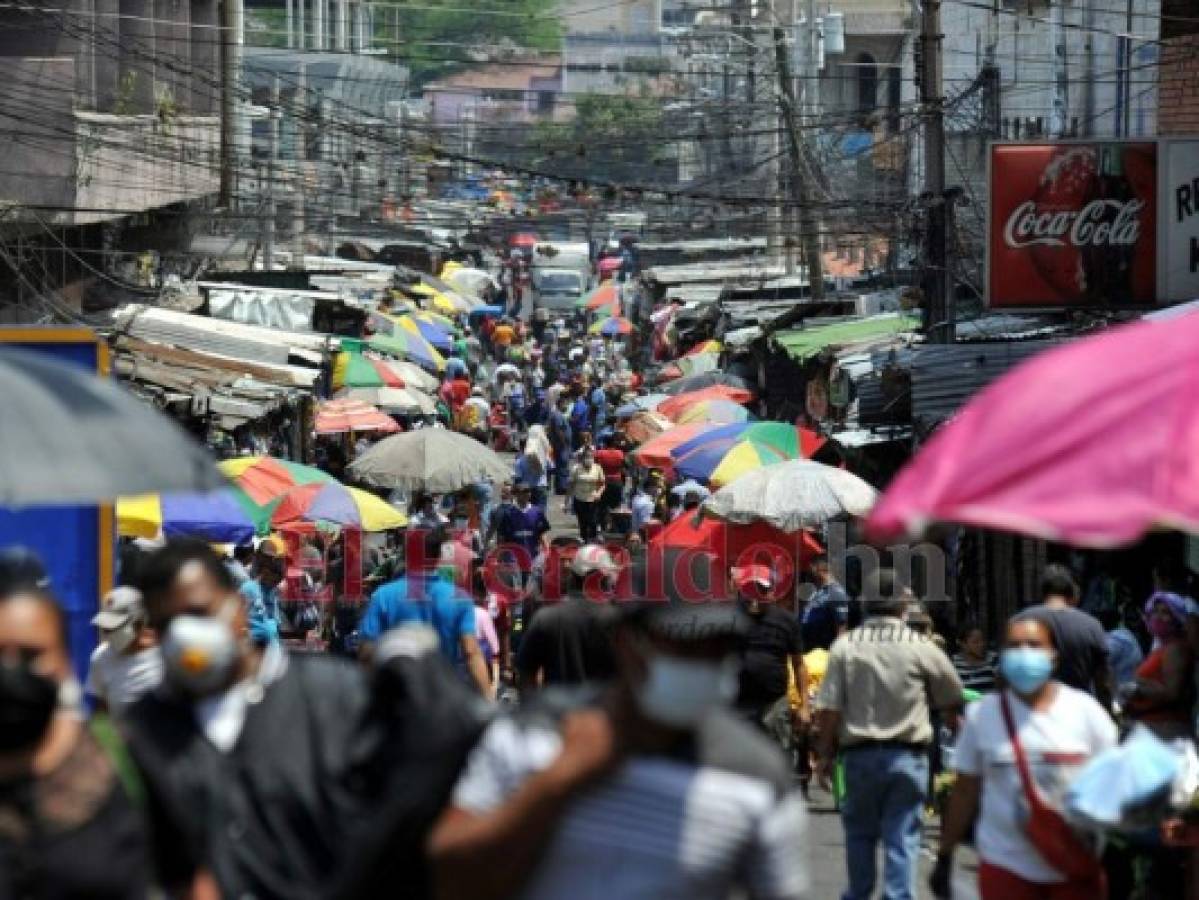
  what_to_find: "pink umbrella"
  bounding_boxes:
[866,313,1199,548]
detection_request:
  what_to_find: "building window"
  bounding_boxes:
[537,91,555,114]
[857,53,878,115]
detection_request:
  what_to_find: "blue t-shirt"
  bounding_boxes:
[238,579,281,644]
[445,357,469,380]
[359,571,476,668]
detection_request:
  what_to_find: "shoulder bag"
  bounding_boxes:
[999,691,1105,885]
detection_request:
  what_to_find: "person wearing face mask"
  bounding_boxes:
[1123,592,1194,740]
[121,539,375,900]
[85,585,162,718]
[0,569,152,899]
[934,615,1117,900]
[429,550,810,900]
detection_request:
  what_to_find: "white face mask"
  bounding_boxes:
[107,619,139,655]
[161,607,239,697]
[634,648,739,728]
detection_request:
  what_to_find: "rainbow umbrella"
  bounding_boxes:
[219,457,339,534]
[657,385,755,421]
[588,316,633,336]
[270,482,407,533]
[368,330,446,373]
[672,423,828,488]
[333,351,407,390]
[675,399,752,426]
[117,490,256,543]
[630,423,723,471]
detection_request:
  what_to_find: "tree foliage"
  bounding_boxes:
[385,0,562,87]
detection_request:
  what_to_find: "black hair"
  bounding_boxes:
[0,584,68,648]
[811,554,829,569]
[1010,609,1059,650]
[860,568,906,616]
[1039,564,1079,602]
[423,526,447,564]
[233,543,255,564]
[0,547,49,595]
[1096,607,1121,631]
[134,539,238,620]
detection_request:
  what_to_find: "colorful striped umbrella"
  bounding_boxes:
[588,316,633,336]
[270,482,407,533]
[219,456,339,533]
[671,423,827,489]
[335,387,437,416]
[116,490,256,543]
[385,313,453,351]
[657,385,755,422]
[368,330,446,372]
[630,423,722,471]
[333,351,407,390]
[621,411,673,444]
[314,399,400,435]
[675,399,753,426]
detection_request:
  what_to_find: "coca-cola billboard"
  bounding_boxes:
[988,142,1158,308]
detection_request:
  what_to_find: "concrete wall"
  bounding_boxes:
[0,58,78,214]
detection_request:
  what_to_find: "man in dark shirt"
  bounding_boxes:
[516,552,616,692]
[494,485,550,569]
[801,554,851,650]
[733,566,809,730]
[1017,563,1112,710]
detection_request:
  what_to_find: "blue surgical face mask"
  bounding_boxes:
[1000,646,1054,695]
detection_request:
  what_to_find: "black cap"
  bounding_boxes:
[0,547,50,594]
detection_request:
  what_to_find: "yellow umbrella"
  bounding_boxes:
[440,260,464,278]
[117,493,161,539]
[409,282,458,314]
[347,487,409,531]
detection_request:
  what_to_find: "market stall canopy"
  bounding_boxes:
[865,312,1199,548]
[117,491,256,543]
[657,352,720,383]
[773,313,919,363]
[657,372,755,396]
[703,460,878,533]
[672,423,826,488]
[580,282,620,311]
[383,358,441,394]
[615,393,670,418]
[366,330,446,373]
[349,430,512,493]
[315,398,400,435]
[0,346,227,505]
[589,316,633,337]
[658,385,755,422]
[684,340,722,356]
[271,483,407,532]
[335,386,437,416]
[383,313,453,352]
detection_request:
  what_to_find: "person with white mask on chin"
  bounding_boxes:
[429,550,810,900]
[85,585,162,719]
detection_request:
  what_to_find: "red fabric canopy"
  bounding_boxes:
[657,385,755,421]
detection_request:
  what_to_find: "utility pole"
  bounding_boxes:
[1082,0,1095,135]
[1049,0,1068,136]
[264,76,280,271]
[920,0,951,341]
[220,0,244,208]
[773,24,824,299]
[291,67,306,271]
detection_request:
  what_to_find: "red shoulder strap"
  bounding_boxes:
[999,691,1040,806]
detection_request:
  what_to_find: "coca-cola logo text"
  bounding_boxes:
[1003,198,1144,249]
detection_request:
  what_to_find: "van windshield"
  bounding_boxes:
[538,272,582,292]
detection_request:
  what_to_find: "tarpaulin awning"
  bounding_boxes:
[773,314,918,362]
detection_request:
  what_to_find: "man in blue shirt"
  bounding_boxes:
[358,527,492,697]
[238,541,284,644]
[444,352,469,381]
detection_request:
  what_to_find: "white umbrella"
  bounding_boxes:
[335,387,437,416]
[670,479,711,500]
[445,267,497,298]
[702,460,878,533]
[348,430,512,493]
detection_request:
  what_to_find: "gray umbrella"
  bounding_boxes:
[348,429,512,493]
[0,346,226,506]
[657,372,755,395]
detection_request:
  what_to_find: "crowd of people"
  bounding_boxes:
[4,258,1199,900]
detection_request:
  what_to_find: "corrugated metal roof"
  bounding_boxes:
[911,340,1063,427]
